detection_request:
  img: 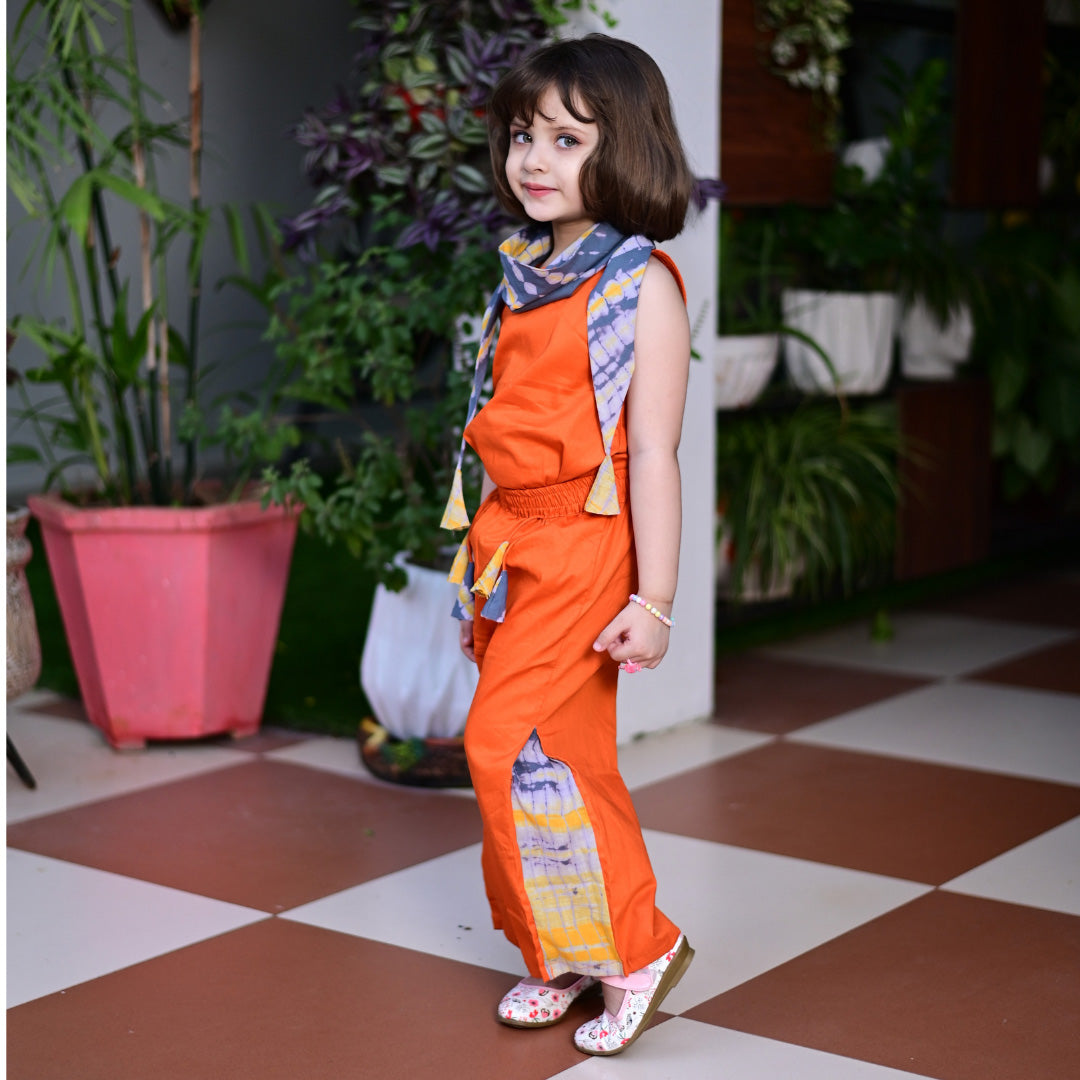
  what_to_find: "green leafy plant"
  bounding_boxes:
[718,210,788,336]
[716,401,901,599]
[7,0,290,505]
[973,215,1080,501]
[756,0,852,146]
[776,59,974,309]
[873,58,974,325]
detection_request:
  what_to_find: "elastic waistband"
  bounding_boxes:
[498,465,628,518]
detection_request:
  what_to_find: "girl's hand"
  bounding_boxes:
[592,601,671,670]
[459,619,477,664]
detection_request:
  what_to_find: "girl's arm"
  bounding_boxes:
[593,257,691,669]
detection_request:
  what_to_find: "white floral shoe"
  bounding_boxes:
[573,935,695,1055]
[497,974,599,1028]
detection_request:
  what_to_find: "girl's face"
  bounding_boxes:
[506,84,598,254]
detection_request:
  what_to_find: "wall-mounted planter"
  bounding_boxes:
[783,289,898,396]
[714,333,779,410]
[28,493,298,750]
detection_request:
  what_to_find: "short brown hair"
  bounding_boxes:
[488,35,694,242]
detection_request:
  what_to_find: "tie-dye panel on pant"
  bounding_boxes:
[510,730,623,979]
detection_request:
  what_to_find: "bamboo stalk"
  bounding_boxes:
[182,6,204,498]
[123,3,166,503]
[34,161,111,488]
[61,26,154,494]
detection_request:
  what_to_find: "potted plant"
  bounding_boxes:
[715,400,901,601]
[715,210,785,409]
[874,59,977,380]
[6,0,301,749]
[778,58,981,394]
[775,148,905,396]
[755,0,852,148]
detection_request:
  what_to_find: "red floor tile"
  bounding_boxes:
[6,919,626,1080]
[6,760,483,912]
[926,574,1080,630]
[632,742,1080,883]
[686,891,1080,1080]
[713,653,929,735]
[969,635,1080,696]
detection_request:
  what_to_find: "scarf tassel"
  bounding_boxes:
[480,567,508,623]
[472,541,509,598]
[441,465,470,531]
[450,556,475,621]
[447,537,471,584]
[584,454,621,516]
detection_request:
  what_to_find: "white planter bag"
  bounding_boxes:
[782,289,898,396]
[360,555,479,740]
[714,333,779,409]
[899,299,974,379]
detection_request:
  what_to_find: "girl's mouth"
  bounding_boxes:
[522,183,556,196]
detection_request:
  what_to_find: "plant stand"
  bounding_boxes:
[28,494,298,750]
[357,719,472,789]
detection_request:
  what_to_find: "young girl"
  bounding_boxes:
[442,34,694,1057]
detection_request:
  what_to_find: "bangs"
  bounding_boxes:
[489,56,596,129]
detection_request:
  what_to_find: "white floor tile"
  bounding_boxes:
[643,832,929,1012]
[6,701,252,824]
[790,681,1080,785]
[548,1020,936,1079]
[281,841,524,975]
[618,722,772,792]
[267,723,770,799]
[265,735,479,799]
[283,831,928,1013]
[6,849,267,1007]
[763,613,1074,678]
[265,734,381,781]
[942,816,1080,917]
[548,1023,937,1080]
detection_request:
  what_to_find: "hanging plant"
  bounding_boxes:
[756,0,851,145]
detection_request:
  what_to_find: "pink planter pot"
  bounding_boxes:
[28,493,299,750]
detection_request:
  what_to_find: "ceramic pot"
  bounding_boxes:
[28,493,298,749]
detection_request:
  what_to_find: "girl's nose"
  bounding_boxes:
[523,142,547,173]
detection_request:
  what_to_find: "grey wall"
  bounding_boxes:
[6,0,358,499]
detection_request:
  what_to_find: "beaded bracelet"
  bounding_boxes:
[629,593,674,628]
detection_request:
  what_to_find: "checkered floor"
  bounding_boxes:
[7,570,1080,1080]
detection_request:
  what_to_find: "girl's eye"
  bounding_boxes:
[511,130,531,144]
[556,135,579,149]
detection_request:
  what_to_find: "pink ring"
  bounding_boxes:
[620,660,642,674]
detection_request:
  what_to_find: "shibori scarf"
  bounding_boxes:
[441,221,655,532]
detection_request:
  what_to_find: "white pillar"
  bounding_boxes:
[569,2,720,740]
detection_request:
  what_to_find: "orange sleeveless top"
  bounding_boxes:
[464,251,685,491]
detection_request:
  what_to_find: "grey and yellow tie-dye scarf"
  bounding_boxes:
[441,221,654,531]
